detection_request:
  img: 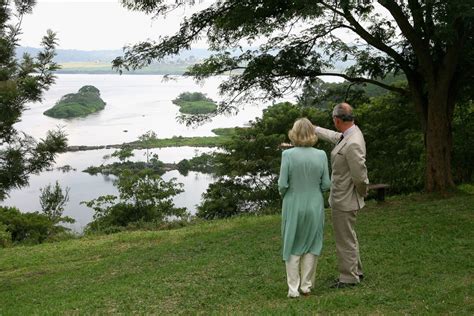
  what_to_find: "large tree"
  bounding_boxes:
[0,0,67,200]
[113,0,473,192]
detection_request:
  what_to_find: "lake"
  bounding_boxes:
[1,74,273,232]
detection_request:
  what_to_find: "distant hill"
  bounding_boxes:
[16,47,212,63]
[15,46,214,74]
[16,46,352,75]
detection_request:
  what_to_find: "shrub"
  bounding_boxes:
[0,223,11,248]
[0,206,52,245]
[173,92,212,103]
[83,169,187,233]
[40,181,72,223]
[355,93,425,193]
[196,102,332,219]
[452,100,474,183]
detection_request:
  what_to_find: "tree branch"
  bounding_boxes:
[317,72,408,95]
[378,0,434,79]
[319,1,412,75]
[407,0,428,39]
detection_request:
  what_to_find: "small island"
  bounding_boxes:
[44,85,106,118]
[172,92,217,114]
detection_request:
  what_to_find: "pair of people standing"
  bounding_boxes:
[278,102,369,298]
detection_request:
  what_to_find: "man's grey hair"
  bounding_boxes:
[332,103,354,121]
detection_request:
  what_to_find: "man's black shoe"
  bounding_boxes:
[330,279,357,289]
[358,274,364,281]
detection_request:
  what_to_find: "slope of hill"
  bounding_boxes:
[0,187,473,314]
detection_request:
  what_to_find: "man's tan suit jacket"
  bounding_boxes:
[316,126,369,211]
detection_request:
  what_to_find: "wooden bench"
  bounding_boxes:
[368,184,390,202]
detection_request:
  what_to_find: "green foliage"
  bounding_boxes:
[83,159,165,176]
[0,2,67,200]
[111,146,134,162]
[362,73,408,97]
[0,186,75,246]
[177,100,218,114]
[0,223,11,248]
[211,127,237,137]
[39,181,74,226]
[197,102,332,219]
[82,169,186,233]
[0,206,52,245]
[177,153,216,175]
[197,179,262,220]
[138,130,158,164]
[173,91,212,103]
[452,101,474,183]
[198,87,474,218]
[176,159,191,175]
[78,85,100,94]
[172,92,217,114]
[43,85,106,118]
[129,135,230,147]
[298,78,370,109]
[355,93,425,193]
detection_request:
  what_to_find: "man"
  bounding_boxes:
[315,102,369,288]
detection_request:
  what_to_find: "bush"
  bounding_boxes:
[196,102,333,219]
[83,169,187,233]
[173,92,212,102]
[196,88,472,219]
[177,153,215,175]
[355,93,425,193]
[0,223,11,248]
[452,100,474,183]
[0,206,52,245]
[176,159,191,175]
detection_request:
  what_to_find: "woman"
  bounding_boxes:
[278,118,331,298]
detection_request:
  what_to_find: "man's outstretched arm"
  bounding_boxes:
[314,126,342,145]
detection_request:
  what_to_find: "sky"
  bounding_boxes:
[19,0,212,50]
[18,0,379,52]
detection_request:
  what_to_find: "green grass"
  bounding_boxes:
[1,189,473,314]
[134,135,230,148]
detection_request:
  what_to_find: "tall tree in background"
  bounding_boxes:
[114,0,473,193]
[0,0,67,200]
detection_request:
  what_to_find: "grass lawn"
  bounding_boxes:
[0,188,473,314]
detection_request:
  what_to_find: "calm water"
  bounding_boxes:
[16,74,267,146]
[1,74,273,232]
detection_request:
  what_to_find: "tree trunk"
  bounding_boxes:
[423,93,456,193]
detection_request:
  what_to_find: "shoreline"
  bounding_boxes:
[65,135,229,152]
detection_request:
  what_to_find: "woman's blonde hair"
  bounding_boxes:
[288,118,318,147]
